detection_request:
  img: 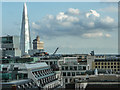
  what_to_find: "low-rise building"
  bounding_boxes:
[60,57,87,88]
[0,62,61,89]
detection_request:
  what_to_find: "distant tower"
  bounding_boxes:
[20,3,31,56]
[33,36,44,50]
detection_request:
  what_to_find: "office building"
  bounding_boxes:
[0,35,21,57]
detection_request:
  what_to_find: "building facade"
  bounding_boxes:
[0,62,61,89]
[33,36,44,50]
[0,35,21,57]
[60,57,87,88]
[20,3,31,56]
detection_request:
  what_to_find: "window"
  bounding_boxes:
[63,72,66,76]
[70,66,72,70]
[65,78,68,83]
[67,72,70,76]
[114,62,116,65]
[65,66,68,70]
[83,66,86,70]
[78,66,82,70]
[111,63,113,65]
[111,66,113,68]
[72,72,75,76]
[114,66,116,68]
[62,66,64,70]
[74,66,77,70]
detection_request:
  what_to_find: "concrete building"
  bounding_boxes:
[60,57,87,88]
[66,74,120,89]
[87,51,120,73]
[20,3,31,56]
[33,36,44,50]
[28,36,45,56]
[92,56,120,73]
[0,35,21,57]
[0,62,61,89]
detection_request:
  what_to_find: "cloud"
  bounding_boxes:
[98,6,118,13]
[82,32,111,38]
[86,10,100,18]
[82,32,103,38]
[105,34,111,38]
[67,8,80,15]
[31,8,117,39]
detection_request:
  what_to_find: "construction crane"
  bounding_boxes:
[53,47,59,55]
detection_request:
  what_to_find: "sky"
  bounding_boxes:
[2,2,118,54]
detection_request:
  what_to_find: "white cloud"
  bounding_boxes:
[32,22,41,30]
[68,8,80,15]
[31,8,117,39]
[56,12,68,21]
[100,16,114,23]
[105,34,111,38]
[82,32,103,38]
[86,10,100,18]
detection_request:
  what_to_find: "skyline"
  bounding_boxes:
[2,2,118,54]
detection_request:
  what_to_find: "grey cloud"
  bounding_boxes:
[31,8,117,39]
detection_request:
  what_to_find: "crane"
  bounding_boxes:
[53,47,59,55]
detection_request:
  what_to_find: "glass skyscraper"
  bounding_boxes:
[20,3,31,56]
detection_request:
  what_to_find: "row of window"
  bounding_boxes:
[95,66,120,69]
[46,61,57,65]
[62,66,86,70]
[95,62,120,65]
[17,81,37,89]
[62,71,85,76]
[38,75,57,87]
[32,69,53,78]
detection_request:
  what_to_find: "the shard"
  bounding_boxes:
[20,3,31,56]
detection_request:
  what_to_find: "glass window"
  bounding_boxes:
[62,66,64,70]
[70,66,72,70]
[78,66,82,70]
[72,72,75,76]
[67,72,70,76]
[65,66,68,70]
[65,78,68,83]
[63,72,66,76]
[83,66,86,70]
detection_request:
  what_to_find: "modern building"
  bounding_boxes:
[0,35,21,57]
[20,3,31,56]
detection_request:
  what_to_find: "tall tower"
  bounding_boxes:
[20,3,31,56]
